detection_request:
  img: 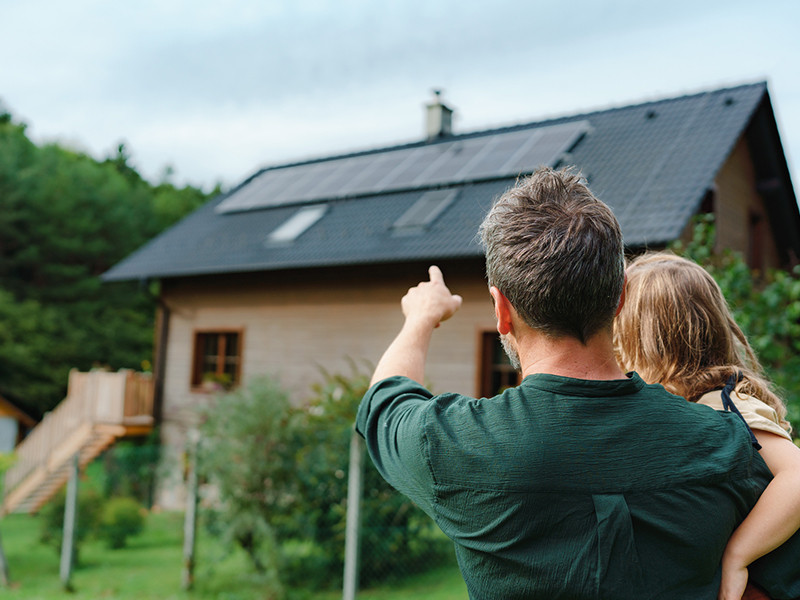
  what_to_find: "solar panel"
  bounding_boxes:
[423,137,489,182]
[464,130,531,178]
[340,152,405,195]
[506,125,583,173]
[380,145,449,190]
[216,119,590,214]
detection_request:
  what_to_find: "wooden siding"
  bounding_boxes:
[680,135,781,269]
[162,270,495,405]
[154,264,496,508]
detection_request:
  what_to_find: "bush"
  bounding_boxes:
[199,368,453,592]
[281,368,452,588]
[672,215,800,432]
[99,496,145,549]
[101,430,161,507]
[39,486,104,565]
[198,376,295,586]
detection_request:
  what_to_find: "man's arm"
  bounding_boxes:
[370,265,462,386]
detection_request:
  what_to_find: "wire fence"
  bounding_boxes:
[346,433,453,594]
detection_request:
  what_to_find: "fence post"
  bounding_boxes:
[342,429,365,600]
[60,453,79,591]
[0,527,10,587]
[182,432,200,591]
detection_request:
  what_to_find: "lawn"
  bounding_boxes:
[0,511,467,600]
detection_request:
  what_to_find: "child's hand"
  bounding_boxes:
[718,561,748,600]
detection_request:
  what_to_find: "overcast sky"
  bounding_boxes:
[1,0,798,191]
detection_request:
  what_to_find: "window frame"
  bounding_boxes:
[190,328,244,392]
[478,330,521,398]
[748,208,765,273]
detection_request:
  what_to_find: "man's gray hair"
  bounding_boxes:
[479,167,625,343]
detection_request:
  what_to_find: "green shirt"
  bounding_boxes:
[356,373,785,599]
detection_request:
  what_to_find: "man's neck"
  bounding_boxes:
[517,329,626,381]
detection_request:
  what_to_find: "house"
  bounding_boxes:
[0,394,36,453]
[103,82,800,509]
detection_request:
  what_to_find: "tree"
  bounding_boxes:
[0,111,211,415]
[0,289,60,409]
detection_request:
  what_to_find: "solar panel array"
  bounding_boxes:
[216,120,590,214]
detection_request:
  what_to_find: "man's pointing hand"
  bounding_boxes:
[401,265,463,329]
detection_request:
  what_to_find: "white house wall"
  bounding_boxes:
[155,266,495,509]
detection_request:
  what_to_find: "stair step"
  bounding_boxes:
[3,428,131,514]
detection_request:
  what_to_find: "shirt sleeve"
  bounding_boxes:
[355,376,437,516]
[698,391,793,441]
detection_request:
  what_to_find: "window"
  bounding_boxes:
[748,210,765,272]
[392,189,457,235]
[266,204,327,244]
[191,330,242,390]
[479,331,521,398]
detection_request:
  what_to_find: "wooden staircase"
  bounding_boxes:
[2,369,154,515]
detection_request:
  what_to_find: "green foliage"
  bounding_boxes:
[198,376,294,580]
[199,370,452,592]
[0,452,15,476]
[0,288,61,413]
[39,486,104,565]
[671,215,800,430]
[100,431,161,507]
[0,112,211,415]
[284,368,451,588]
[98,497,145,549]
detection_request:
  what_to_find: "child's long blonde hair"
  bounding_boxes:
[614,252,788,423]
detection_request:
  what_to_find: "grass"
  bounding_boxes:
[315,566,468,600]
[0,511,467,600]
[3,511,193,600]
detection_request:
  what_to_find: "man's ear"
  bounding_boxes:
[489,286,514,335]
[614,273,627,317]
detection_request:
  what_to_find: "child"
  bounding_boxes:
[613,252,800,600]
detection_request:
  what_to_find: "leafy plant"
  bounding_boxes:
[198,376,295,585]
[0,113,212,416]
[198,369,452,592]
[98,496,145,549]
[101,430,161,507]
[671,214,800,431]
[39,486,104,565]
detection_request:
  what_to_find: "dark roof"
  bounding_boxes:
[0,394,37,427]
[104,81,799,282]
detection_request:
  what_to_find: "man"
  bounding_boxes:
[355,168,775,599]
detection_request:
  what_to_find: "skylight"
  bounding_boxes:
[266,205,327,244]
[392,189,457,234]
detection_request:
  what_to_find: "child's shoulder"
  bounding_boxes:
[697,390,792,440]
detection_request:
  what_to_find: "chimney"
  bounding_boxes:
[425,89,453,140]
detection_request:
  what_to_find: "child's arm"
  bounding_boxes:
[719,431,800,600]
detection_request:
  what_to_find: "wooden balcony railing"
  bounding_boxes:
[3,369,154,505]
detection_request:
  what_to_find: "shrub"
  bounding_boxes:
[198,376,295,584]
[199,369,453,592]
[39,486,104,565]
[672,215,800,431]
[99,496,145,549]
[101,430,161,507]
